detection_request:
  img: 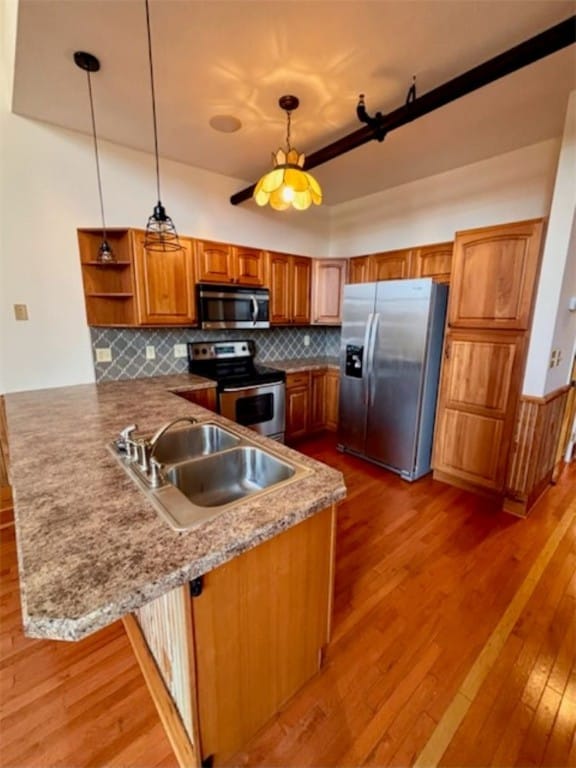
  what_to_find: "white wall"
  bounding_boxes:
[0,110,329,393]
[328,138,560,256]
[523,91,576,396]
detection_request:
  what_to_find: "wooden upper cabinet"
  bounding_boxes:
[269,252,292,324]
[195,239,266,286]
[311,259,346,324]
[133,233,196,325]
[432,329,527,491]
[449,219,544,330]
[371,249,413,281]
[235,247,267,286]
[412,242,453,283]
[292,257,311,325]
[268,253,311,324]
[347,256,371,284]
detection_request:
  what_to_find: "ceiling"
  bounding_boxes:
[11,0,576,206]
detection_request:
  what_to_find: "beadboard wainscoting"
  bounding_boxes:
[90,327,341,382]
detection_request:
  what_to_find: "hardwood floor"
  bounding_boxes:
[1,435,574,767]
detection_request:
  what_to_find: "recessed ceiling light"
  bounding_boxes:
[209,115,242,133]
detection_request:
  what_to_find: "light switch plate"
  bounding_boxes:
[146,345,156,360]
[174,344,187,358]
[95,347,112,363]
[14,304,29,321]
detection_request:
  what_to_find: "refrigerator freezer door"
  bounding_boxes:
[364,279,433,473]
[337,283,376,454]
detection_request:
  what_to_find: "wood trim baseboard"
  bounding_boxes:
[519,384,570,405]
[432,470,503,501]
[122,614,199,768]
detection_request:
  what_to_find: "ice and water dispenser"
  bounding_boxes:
[345,345,364,378]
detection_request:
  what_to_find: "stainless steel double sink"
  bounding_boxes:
[110,422,310,531]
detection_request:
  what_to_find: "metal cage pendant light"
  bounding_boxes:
[253,95,322,211]
[143,0,181,252]
[74,51,114,263]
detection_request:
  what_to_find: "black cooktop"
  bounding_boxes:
[187,340,285,389]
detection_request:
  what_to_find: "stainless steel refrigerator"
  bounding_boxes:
[337,278,448,481]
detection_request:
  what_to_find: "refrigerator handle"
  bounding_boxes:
[362,313,374,403]
[366,312,380,406]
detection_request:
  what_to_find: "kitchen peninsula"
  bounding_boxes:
[5,375,345,767]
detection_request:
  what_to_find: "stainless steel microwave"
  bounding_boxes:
[196,284,270,329]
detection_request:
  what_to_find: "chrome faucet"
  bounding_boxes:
[148,417,198,460]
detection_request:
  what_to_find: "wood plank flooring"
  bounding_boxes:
[1,434,574,767]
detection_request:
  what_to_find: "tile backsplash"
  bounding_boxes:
[91,326,341,382]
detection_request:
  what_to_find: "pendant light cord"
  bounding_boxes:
[145,0,162,204]
[85,69,107,241]
[286,109,292,152]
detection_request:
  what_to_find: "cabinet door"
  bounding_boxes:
[432,329,526,491]
[174,387,217,411]
[325,370,340,431]
[195,240,234,283]
[412,242,453,283]
[234,247,267,286]
[449,219,544,330]
[286,380,309,441]
[309,371,327,432]
[311,260,346,324]
[134,234,196,325]
[292,257,311,325]
[371,249,413,281]
[347,256,370,284]
[269,253,292,324]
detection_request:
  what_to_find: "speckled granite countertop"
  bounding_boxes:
[266,357,340,373]
[5,373,345,642]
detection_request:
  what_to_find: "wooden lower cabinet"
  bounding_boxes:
[325,370,340,431]
[126,505,336,767]
[172,387,217,411]
[286,369,340,442]
[432,329,527,492]
[309,371,327,432]
[286,372,310,440]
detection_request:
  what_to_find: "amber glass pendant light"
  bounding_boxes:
[143,0,181,252]
[253,95,322,211]
[74,51,115,263]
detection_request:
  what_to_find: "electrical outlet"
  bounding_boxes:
[14,304,29,321]
[95,347,112,363]
[145,345,156,360]
[303,334,310,347]
[174,344,187,358]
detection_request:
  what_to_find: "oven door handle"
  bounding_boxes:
[220,382,281,393]
[251,296,259,325]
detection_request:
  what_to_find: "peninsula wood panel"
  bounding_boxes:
[174,387,218,411]
[433,330,526,491]
[134,234,196,325]
[449,219,544,330]
[505,387,570,515]
[190,506,335,765]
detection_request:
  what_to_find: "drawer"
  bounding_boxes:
[286,371,311,389]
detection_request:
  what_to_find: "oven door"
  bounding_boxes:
[219,382,285,441]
